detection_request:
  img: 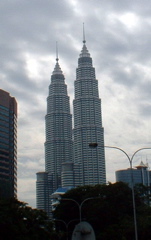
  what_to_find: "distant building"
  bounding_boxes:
[36,172,50,214]
[73,36,106,186]
[0,89,17,198]
[116,161,151,187]
[50,186,73,211]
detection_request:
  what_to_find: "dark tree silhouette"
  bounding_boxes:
[0,198,58,240]
[54,182,151,240]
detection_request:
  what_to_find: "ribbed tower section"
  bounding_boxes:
[73,39,106,186]
[45,57,73,193]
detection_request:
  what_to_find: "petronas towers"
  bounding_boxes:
[36,35,106,216]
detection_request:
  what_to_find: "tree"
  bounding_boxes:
[54,182,151,240]
[0,198,58,240]
[134,183,151,205]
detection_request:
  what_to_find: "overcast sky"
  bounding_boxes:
[1,0,151,208]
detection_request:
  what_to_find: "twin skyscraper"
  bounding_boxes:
[36,35,106,217]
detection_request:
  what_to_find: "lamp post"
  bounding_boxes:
[89,143,151,240]
[54,219,79,240]
[61,197,100,223]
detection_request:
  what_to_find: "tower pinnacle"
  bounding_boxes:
[83,23,86,44]
[80,24,90,58]
[56,41,59,62]
[53,42,63,75]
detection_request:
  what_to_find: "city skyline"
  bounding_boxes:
[0,0,151,207]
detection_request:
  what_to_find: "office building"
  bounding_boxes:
[0,89,17,198]
[45,55,73,190]
[36,54,73,215]
[116,161,151,187]
[36,172,50,214]
[73,37,106,185]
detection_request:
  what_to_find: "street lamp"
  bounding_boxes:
[54,218,79,240]
[61,197,100,223]
[89,143,151,240]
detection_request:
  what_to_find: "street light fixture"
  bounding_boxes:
[54,197,100,239]
[89,143,151,240]
[54,218,79,240]
[61,197,100,223]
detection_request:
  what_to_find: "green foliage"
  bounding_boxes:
[0,198,57,240]
[134,183,151,205]
[54,182,151,240]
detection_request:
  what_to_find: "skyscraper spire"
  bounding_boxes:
[56,41,59,62]
[52,42,63,75]
[80,24,90,58]
[83,22,86,44]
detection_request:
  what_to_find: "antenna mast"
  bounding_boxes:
[83,23,86,44]
[56,41,59,62]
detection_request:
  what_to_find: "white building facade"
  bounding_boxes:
[45,57,73,191]
[36,57,73,216]
[73,39,106,185]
